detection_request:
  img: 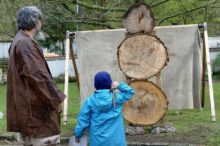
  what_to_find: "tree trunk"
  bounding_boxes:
[123,81,168,126]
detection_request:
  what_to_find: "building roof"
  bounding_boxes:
[44,52,60,58]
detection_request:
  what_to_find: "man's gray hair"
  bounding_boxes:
[17,6,43,31]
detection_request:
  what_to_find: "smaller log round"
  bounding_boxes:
[118,34,168,80]
[122,3,155,34]
[123,81,168,126]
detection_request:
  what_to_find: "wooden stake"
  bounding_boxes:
[70,35,80,91]
[203,22,216,122]
[201,31,206,108]
[155,72,165,125]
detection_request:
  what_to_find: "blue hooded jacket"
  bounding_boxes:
[74,82,135,146]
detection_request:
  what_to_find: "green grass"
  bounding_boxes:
[57,83,80,136]
[163,82,220,145]
[1,82,220,145]
[0,84,6,133]
[0,82,81,137]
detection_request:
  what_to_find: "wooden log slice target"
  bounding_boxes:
[123,81,168,125]
[118,34,168,79]
[122,3,155,34]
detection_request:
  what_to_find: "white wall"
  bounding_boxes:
[0,42,78,78]
[47,58,77,77]
[0,42,10,58]
[209,37,220,48]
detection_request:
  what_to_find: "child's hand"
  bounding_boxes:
[111,81,119,89]
[75,137,80,143]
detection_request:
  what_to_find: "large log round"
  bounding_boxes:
[118,34,168,79]
[122,3,155,34]
[123,81,168,126]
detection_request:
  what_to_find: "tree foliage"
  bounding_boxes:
[0,0,41,40]
[0,0,220,53]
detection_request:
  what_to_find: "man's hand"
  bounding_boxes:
[55,105,62,114]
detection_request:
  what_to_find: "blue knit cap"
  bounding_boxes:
[94,71,112,90]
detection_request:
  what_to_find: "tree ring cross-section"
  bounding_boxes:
[118,34,168,79]
[123,81,168,126]
[122,2,155,34]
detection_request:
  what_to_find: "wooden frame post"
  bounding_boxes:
[203,22,216,122]
[63,31,70,125]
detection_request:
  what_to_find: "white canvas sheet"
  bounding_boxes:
[76,24,202,109]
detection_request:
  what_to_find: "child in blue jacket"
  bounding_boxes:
[74,71,135,146]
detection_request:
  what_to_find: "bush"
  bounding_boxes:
[53,73,76,83]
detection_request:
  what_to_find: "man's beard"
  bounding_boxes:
[34,31,45,41]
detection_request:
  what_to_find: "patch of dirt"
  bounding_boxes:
[0,125,215,146]
[126,125,211,145]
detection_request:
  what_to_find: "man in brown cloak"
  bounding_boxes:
[7,6,66,146]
